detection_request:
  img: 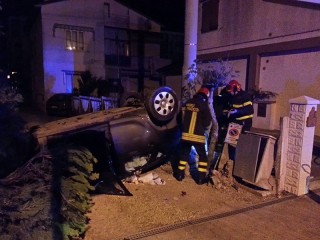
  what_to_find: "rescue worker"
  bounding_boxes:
[223,79,254,177]
[174,87,212,185]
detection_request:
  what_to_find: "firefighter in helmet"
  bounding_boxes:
[174,87,213,185]
[223,80,254,176]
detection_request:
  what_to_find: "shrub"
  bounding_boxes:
[0,145,99,239]
[0,104,36,178]
[183,59,239,102]
[0,80,23,110]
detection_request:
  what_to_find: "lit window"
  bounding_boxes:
[66,30,84,51]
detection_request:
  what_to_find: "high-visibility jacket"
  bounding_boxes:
[227,90,254,131]
[181,93,212,144]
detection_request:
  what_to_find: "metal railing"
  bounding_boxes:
[72,96,117,115]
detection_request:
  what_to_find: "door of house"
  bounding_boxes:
[63,71,82,93]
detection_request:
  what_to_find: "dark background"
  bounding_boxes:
[2,0,185,31]
[115,0,185,32]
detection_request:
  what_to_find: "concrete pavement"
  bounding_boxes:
[117,181,320,240]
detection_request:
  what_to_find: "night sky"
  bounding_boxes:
[116,0,185,32]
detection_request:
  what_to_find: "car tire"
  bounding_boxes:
[145,86,178,122]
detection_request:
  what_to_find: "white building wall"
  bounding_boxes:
[259,51,320,135]
[198,0,320,55]
[197,0,320,134]
[222,58,248,89]
[41,0,106,100]
[39,0,161,107]
[106,0,160,32]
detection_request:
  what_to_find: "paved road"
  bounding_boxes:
[117,182,320,240]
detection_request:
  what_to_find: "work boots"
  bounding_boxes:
[173,170,185,181]
[196,171,208,185]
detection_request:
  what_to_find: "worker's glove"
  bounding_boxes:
[228,109,237,117]
[222,110,229,116]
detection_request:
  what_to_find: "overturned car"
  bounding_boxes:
[33,86,181,195]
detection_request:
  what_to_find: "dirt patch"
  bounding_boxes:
[85,163,276,240]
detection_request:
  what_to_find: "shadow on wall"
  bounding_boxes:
[41,74,57,111]
[276,79,320,136]
[274,80,311,131]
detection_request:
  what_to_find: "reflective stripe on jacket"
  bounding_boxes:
[181,94,212,144]
[229,91,254,122]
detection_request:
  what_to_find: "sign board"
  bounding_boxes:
[224,122,243,146]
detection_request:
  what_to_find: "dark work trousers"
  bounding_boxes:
[178,140,208,174]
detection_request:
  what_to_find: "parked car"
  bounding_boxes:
[34,86,181,195]
[46,93,74,117]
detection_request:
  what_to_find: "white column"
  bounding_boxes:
[183,0,198,80]
[285,96,320,196]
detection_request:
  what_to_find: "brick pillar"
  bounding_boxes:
[285,96,320,196]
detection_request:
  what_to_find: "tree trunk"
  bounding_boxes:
[207,88,219,162]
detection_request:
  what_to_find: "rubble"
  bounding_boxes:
[208,169,235,190]
[124,172,166,185]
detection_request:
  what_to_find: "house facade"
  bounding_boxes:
[32,0,183,110]
[194,0,320,135]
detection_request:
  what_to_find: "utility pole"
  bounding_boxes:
[183,0,198,80]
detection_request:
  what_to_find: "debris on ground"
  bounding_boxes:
[208,169,234,189]
[124,156,148,171]
[123,172,166,185]
[85,164,272,240]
